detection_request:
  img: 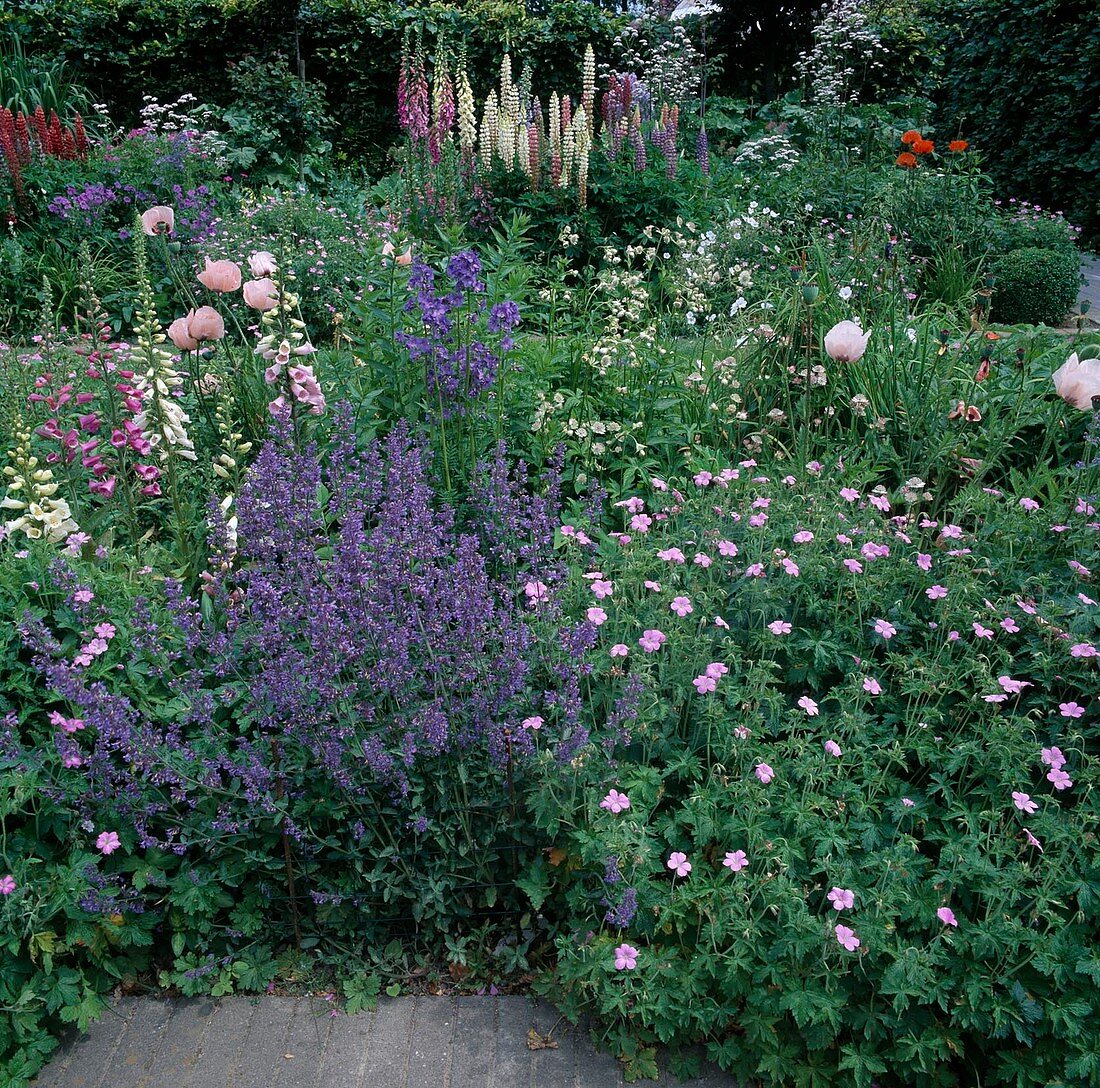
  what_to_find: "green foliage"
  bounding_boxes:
[525,466,1100,1087]
[216,52,334,187]
[929,0,1100,243]
[990,247,1080,327]
[0,34,92,116]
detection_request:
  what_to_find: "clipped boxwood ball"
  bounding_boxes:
[990,246,1081,326]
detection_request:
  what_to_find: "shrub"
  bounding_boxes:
[990,247,1080,326]
[522,463,1100,1087]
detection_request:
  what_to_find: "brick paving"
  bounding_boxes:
[31,995,738,1087]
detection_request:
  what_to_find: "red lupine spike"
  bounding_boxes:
[47,111,63,156]
[31,105,48,149]
[14,111,31,163]
[61,128,76,160]
[73,113,88,156]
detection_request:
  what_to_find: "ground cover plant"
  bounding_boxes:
[1,1,1099,1086]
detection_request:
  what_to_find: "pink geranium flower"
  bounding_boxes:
[828,887,855,910]
[1041,746,1065,769]
[863,677,882,695]
[667,852,692,877]
[639,629,666,653]
[937,907,958,927]
[755,762,775,784]
[670,596,693,617]
[824,739,843,757]
[926,585,948,600]
[586,607,608,626]
[1046,768,1073,790]
[873,618,896,640]
[610,644,628,658]
[521,716,543,731]
[96,831,121,855]
[768,620,792,635]
[723,850,748,872]
[600,789,631,814]
[613,943,638,970]
[1012,791,1038,813]
[693,674,717,694]
[0,875,15,895]
[1059,701,1084,718]
[835,924,860,951]
[798,696,819,716]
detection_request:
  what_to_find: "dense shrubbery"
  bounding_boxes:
[928,0,1100,243]
[990,247,1081,327]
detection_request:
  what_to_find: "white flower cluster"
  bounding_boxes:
[133,348,197,463]
[733,131,801,174]
[2,423,80,543]
[796,0,886,108]
[606,18,701,111]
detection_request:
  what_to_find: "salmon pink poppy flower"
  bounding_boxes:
[197,258,242,293]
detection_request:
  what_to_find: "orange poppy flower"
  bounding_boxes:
[901,129,921,145]
[895,152,917,168]
[912,138,935,155]
[949,139,969,152]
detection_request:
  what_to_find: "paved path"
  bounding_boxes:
[31,995,737,1088]
[1080,254,1100,316]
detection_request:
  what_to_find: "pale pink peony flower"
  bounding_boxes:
[1052,352,1100,410]
[140,205,174,235]
[824,320,871,363]
[197,258,242,293]
[243,278,279,311]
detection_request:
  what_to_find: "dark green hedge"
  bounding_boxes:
[5,0,625,174]
[928,0,1100,242]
